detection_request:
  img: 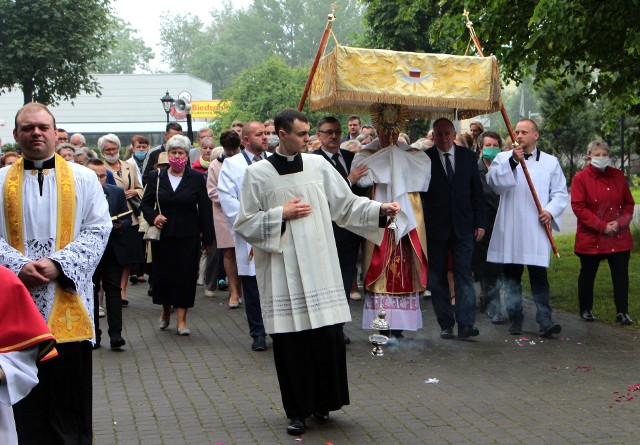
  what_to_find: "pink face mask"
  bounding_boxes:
[168,157,188,173]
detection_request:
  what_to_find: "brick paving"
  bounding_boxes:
[94,282,640,444]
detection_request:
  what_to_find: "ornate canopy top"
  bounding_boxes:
[309,45,501,120]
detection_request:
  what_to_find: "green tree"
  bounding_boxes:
[538,78,601,183]
[160,1,363,97]
[218,55,327,128]
[0,0,114,105]
[94,17,154,74]
[357,0,453,53]
[159,12,206,73]
[431,0,640,129]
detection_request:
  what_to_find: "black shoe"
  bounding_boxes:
[313,411,329,422]
[390,330,405,339]
[581,310,596,322]
[616,313,633,325]
[440,327,455,339]
[251,336,267,351]
[129,276,138,285]
[343,334,351,345]
[457,325,479,339]
[540,323,562,338]
[287,418,305,435]
[110,337,126,350]
[491,313,504,325]
[508,322,522,335]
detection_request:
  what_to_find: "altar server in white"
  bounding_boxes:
[233,109,400,436]
[487,119,569,337]
[0,103,111,444]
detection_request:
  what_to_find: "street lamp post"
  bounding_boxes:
[160,91,174,124]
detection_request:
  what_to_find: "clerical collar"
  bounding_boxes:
[23,155,56,170]
[274,149,298,162]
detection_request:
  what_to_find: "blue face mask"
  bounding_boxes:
[133,151,147,160]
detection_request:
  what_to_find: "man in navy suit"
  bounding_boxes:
[86,159,130,350]
[423,118,487,339]
[312,116,369,344]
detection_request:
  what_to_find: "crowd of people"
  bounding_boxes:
[0,102,635,442]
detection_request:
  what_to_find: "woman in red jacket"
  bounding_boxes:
[571,139,634,325]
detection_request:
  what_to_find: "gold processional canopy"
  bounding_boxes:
[309,45,501,121]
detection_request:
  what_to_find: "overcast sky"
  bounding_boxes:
[111,0,253,71]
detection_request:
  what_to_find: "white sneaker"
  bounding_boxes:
[204,290,215,297]
[350,291,362,301]
[98,306,106,318]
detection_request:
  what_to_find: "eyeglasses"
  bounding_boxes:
[318,129,341,136]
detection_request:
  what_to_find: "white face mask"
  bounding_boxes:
[590,156,610,171]
[103,154,120,164]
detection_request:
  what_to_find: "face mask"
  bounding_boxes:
[590,156,610,171]
[103,154,119,164]
[168,156,188,173]
[133,151,147,160]
[482,148,500,163]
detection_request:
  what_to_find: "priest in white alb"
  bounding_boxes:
[352,104,430,339]
[233,108,400,436]
[0,103,111,444]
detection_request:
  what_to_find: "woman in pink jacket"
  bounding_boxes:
[571,139,634,325]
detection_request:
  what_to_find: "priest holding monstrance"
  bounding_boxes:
[0,103,111,443]
[352,103,431,338]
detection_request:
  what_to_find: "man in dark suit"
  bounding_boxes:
[423,118,487,339]
[312,116,369,344]
[86,159,130,350]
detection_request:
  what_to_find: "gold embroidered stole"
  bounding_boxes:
[3,154,93,343]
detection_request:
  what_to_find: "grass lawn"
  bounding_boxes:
[631,188,640,204]
[522,233,639,330]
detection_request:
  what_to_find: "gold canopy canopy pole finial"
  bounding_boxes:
[298,4,338,111]
[462,10,559,258]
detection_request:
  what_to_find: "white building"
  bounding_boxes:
[0,73,212,147]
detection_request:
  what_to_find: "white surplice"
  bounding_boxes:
[218,151,267,276]
[486,149,569,268]
[0,163,112,337]
[0,348,38,445]
[233,153,384,334]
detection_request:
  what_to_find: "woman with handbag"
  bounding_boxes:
[140,135,214,335]
[98,134,145,306]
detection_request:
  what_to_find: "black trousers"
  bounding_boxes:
[577,251,630,313]
[335,233,361,302]
[92,244,123,342]
[13,342,93,445]
[240,275,266,338]
[271,324,349,419]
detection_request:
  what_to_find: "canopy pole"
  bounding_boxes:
[298,4,337,111]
